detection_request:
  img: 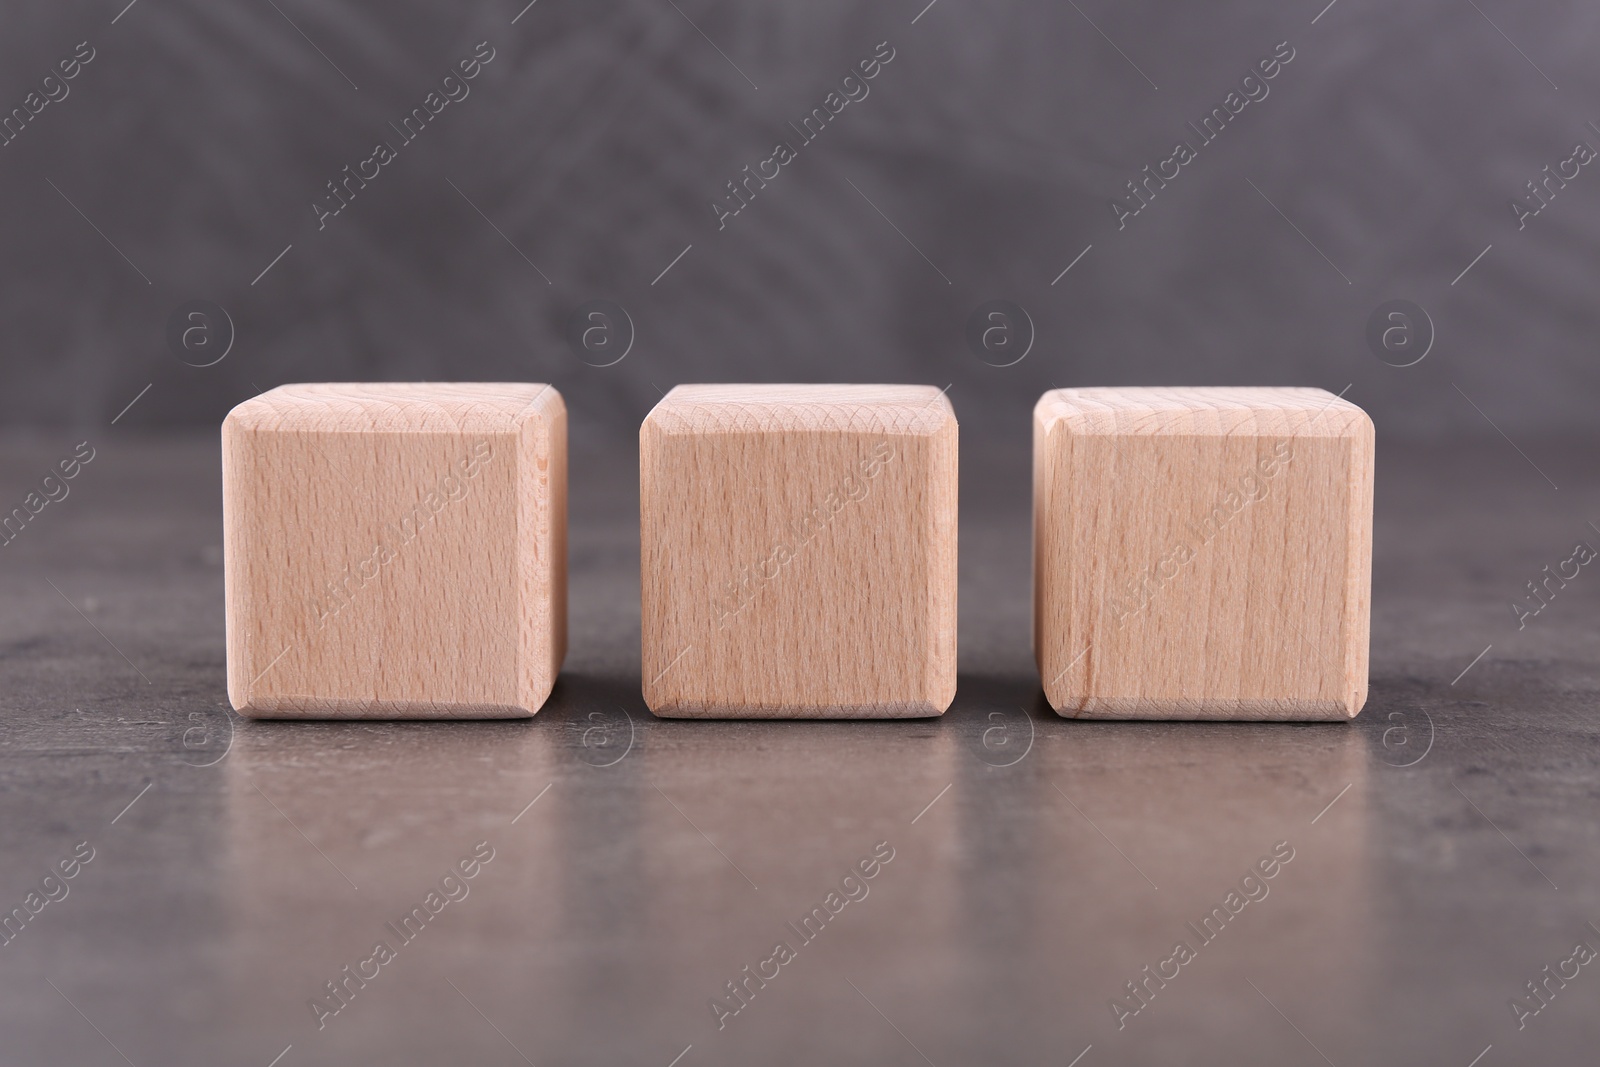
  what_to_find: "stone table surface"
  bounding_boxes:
[0,431,1596,1066]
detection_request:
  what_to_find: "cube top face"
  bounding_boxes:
[641,384,957,718]
[1034,386,1373,720]
[1034,386,1371,438]
[223,383,566,719]
[646,384,954,435]
[225,382,557,435]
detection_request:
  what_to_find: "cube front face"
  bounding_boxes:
[1034,387,1373,720]
[223,383,566,718]
[641,385,957,718]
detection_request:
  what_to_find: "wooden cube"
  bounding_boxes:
[1034,387,1373,720]
[222,383,566,718]
[641,384,957,718]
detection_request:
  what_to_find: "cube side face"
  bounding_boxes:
[1036,403,1372,720]
[1032,401,1056,673]
[223,418,526,718]
[515,395,568,712]
[1340,420,1375,715]
[641,418,956,718]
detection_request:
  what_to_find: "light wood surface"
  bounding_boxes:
[641,384,957,718]
[1033,387,1373,720]
[222,383,566,718]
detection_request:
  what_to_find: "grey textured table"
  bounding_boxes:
[1,430,1597,1066]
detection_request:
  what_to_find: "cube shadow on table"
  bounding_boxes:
[222,383,566,718]
[1033,387,1373,720]
[640,384,957,718]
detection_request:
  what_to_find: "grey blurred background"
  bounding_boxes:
[2,0,1596,444]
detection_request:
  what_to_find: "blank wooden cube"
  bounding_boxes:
[223,383,566,718]
[641,384,957,718]
[1034,387,1373,720]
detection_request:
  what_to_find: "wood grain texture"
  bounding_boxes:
[1034,387,1373,720]
[222,383,566,718]
[641,384,957,718]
